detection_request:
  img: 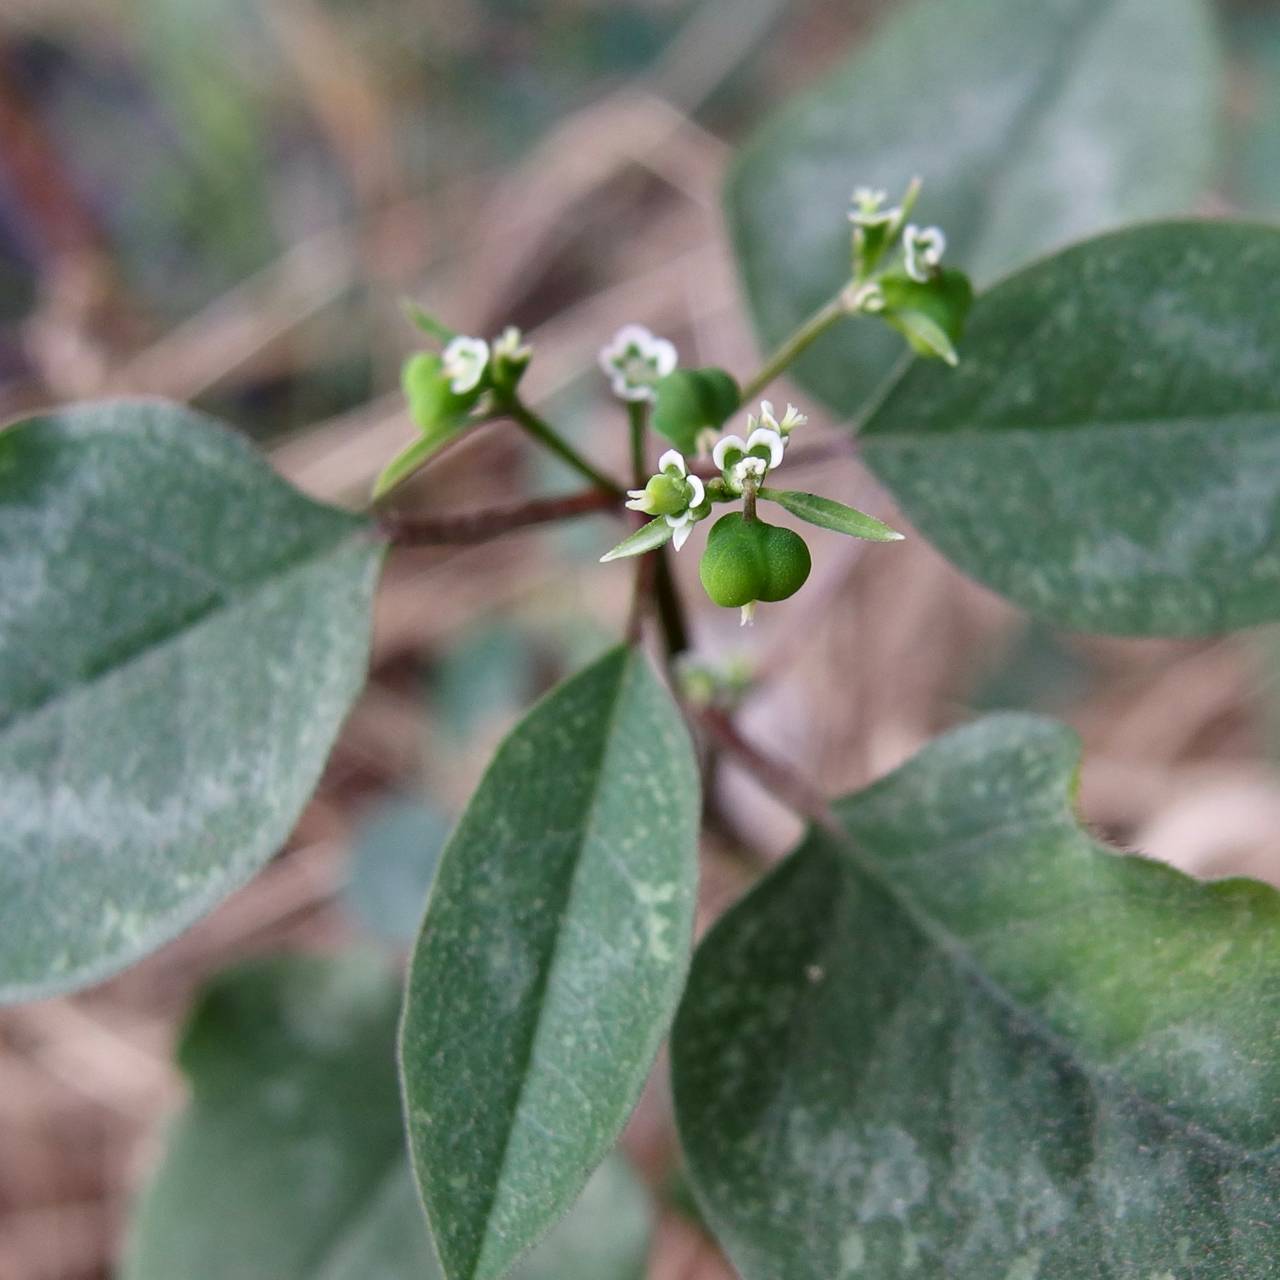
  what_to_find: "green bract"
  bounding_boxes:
[652,368,741,453]
[699,513,812,609]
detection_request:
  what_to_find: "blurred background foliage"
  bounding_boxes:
[5,1,1280,1277]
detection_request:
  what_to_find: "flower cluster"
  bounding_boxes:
[625,450,706,551]
[711,401,805,496]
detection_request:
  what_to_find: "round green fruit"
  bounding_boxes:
[698,513,811,609]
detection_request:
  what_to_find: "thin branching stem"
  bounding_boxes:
[503,396,624,496]
[381,488,617,545]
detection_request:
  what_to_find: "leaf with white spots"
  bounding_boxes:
[860,222,1280,635]
[729,0,1219,413]
[673,714,1280,1279]
[123,953,654,1280]
[400,645,699,1280]
[0,401,383,1001]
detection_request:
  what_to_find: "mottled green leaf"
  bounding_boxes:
[0,401,383,1001]
[860,221,1280,635]
[122,953,422,1280]
[674,714,1280,1279]
[728,0,1218,412]
[123,953,652,1280]
[758,489,904,542]
[401,645,699,1280]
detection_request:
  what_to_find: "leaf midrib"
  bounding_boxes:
[826,798,1279,1166]
[0,521,377,735]
[460,651,647,1280]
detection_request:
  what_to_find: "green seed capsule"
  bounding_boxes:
[698,513,811,609]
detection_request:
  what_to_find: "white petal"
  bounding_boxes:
[665,510,691,530]
[713,434,747,469]
[746,427,785,469]
[650,337,678,377]
[671,522,693,552]
[759,399,775,423]
[686,474,705,507]
[657,449,686,476]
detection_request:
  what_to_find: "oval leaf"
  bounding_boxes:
[758,489,904,542]
[673,714,1280,1279]
[401,645,699,1280]
[0,401,383,1001]
[728,0,1218,412]
[860,221,1280,635]
[123,953,652,1280]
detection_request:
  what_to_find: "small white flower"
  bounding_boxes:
[904,224,946,282]
[598,324,678,402]
[442,335,490,393]
[849,186,900,227]
[756,400,807,440]
[492,325,532,364]
[731,455,768,489]
[624,458,703,532]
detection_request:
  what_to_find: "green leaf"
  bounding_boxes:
[758,489,904,542]
[372,425,467,501]
[401,645,699,1280]
[122,952,425,1280]
[879,269,974,366]
[652,368,741,453]
[860,221,1280,635]
[599,517,674,562]
[673,714,1280,1280]
[0,401,383,1002]
[728,0,1219,413]
[123,953,653,1280]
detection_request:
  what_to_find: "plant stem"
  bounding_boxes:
[742,483,758,521]
[738,290,850,403]
[653,548,690,658]
[381,488,617,545]
[627,400,648,487]
[503,396,623,496]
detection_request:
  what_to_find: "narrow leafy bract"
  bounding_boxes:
[401,645,699,1280]
[372,426,466,500]
[600,516,674,562]
[728,0,1218,412]
[673,715,1280,1279]
[758,489,904,542]
[860,221,1280,635]
[123,954,652,1280]
[0,401,384,1002]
